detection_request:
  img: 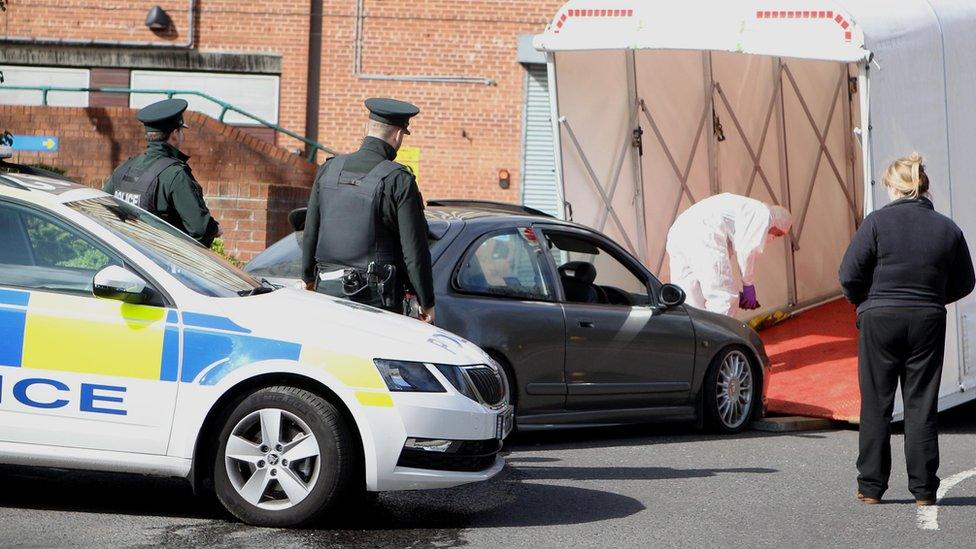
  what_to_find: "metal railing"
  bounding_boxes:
[0,85,338,162]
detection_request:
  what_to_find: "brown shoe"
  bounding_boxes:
[916,499,936,507]
[856,492,881,504]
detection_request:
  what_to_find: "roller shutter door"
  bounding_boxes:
[520,64,560,217]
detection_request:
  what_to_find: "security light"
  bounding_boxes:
[145,6,172,31]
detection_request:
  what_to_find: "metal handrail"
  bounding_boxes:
[0,85,338,162]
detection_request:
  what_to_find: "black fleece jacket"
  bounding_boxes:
[839,197,975,314]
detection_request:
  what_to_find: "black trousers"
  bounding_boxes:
[857,307,946,500]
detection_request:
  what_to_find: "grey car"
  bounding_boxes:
[246,201,771,433]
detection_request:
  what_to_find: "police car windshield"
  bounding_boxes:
[67,197,262,298]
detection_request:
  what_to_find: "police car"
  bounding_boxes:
[0,165,512,527]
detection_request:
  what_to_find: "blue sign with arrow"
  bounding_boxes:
[10,135,60,153]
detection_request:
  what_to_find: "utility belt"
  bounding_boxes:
[318,261,399,309]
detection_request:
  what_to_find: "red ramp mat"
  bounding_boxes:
[759,299,860,422]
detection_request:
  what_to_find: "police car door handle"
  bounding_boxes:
[578,320,595,329]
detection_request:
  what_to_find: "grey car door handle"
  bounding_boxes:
[578,320,595,328]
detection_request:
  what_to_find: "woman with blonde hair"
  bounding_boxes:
[840,152,974,506]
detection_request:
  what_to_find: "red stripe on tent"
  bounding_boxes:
[552,7,637,34]
[756,7,855,44]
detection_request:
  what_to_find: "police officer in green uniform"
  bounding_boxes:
[104,98,221,247]
[302,98,435,324]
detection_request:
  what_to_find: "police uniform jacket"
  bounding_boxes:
[302,137,435,309]
[104,142,220,246]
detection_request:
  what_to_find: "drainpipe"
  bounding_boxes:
[354,0,495,85]
[0,0,196,49]
[304,0,324,162]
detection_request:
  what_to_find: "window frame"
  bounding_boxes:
[535,224,662,309]
[450,226,557,303]
[0,197,173,307]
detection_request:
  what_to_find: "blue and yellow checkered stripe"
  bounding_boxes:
[0,288,391,405]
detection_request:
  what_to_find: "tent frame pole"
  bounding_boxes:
[558,116,640,255]
[626,49,648,263]
[546,52,568,221]
[773,57,798,307]
[858,63,875,217]
[639,98,710,273]
[703,52,720,195]
[842,63,861,230]
[786,65,856,243]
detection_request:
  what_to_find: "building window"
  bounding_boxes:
[129,70,280,125]
[0,65,90,107]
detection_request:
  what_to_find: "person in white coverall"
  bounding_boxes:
[666,193,793,316]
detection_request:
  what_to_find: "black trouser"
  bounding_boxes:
[857,307,946,500]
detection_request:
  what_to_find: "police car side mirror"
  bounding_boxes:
[658,283,686,309]
[93,265,152,305]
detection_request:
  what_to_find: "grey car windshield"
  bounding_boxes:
[67,196,262,298]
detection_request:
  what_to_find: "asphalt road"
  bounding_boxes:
[1,402,973,548]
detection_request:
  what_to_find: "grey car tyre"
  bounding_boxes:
[703,348,758,434]
[213,386,359,527]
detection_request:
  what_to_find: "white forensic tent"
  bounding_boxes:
[534,0,976,413]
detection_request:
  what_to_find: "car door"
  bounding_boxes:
[537,225,696,410]
[0,199,179,455]
[436,226,567,415]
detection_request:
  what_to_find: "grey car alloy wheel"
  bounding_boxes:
[224,408,322,510]
[714,350,754,430]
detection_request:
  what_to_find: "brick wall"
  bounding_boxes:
[1,0,564,203]
[1,104,316,260]
[316,0,564,202]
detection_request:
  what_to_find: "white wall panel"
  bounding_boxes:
[130,71,279,125]
[0,66,89,107]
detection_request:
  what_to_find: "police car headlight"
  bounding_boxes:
[373,359,446,392]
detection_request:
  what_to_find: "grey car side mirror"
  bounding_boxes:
[658,283,686,309]
[93,265,151,304]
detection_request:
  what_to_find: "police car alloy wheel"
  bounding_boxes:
[703,349,757,433]
[213,386,359,527]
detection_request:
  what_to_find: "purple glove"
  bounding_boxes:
[739,285,760,310]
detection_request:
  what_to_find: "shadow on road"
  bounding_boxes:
[514,465,776,481]
[940,496,976,507]
[939,400,976,434]
[0,463,645,545]
[505,421,830,453]
[0,466,209,519]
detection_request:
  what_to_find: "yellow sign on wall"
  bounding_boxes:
[395,146,421,180]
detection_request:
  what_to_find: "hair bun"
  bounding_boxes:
[908,151,924,165]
